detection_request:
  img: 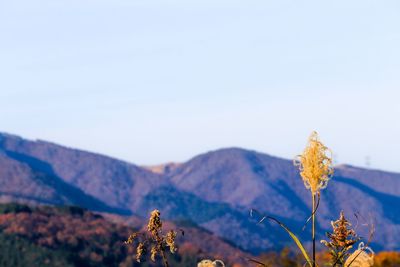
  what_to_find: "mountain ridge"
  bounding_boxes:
[1,132,400,253]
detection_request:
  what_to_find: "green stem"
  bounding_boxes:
[312,193,316,267]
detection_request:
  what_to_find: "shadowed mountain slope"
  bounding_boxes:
[0,133,164,212]
[0,152,124,214]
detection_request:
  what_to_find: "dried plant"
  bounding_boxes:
[294,131,334,195]
[244,131,377,267]
[321,211,361,266]
[247,132,334,267]
[125,209,179,267]
[344,213,375,267]
[197,259,225,267]
[344,243,374,267]
[294,131,334,267]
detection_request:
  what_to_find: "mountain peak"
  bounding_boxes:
[190,146,284,163]
[143,162,181,174]
[2,132,400,252]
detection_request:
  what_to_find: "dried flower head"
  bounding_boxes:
[321,211,361,266]
[294,131,334,194]
[125,209,181,267]
[197,259,225,267]
[136,242,145,263]
[150,246,158,262]
[344,243,374,267]
[165,230,177,253]
[198,260,215,267]
[124,232,138,244]
[148,209,162,236]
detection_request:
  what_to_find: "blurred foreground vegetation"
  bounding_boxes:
[256,248,400,267]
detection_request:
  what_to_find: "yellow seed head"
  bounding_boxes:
[294,131,334,194]
[150,246,158,262]
[147,209,162,237]
[136,242,144,263]
[124,232,138,244]
[165,230,177,253]
[197,259,226,267]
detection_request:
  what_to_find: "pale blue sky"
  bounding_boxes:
[1,0,399,171]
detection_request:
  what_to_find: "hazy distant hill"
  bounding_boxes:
[1,132,400,254]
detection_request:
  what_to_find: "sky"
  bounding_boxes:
[0,0,399,171]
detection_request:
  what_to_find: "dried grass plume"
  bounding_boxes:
[344,243,374,267]
[294,131,334,195]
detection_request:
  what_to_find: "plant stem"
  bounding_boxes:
[312,193,316,267]
[160,249,169,267]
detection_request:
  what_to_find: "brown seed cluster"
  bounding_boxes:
[124,232,138,244]
[329,212,358,248]
[150,246,157,262]
[165,230,177,253]
[136,242,145,263]
[125,209,178,265]
[321,211,360,266]
[148,209,162,236]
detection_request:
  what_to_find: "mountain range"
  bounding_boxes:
[1,132,400,255]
